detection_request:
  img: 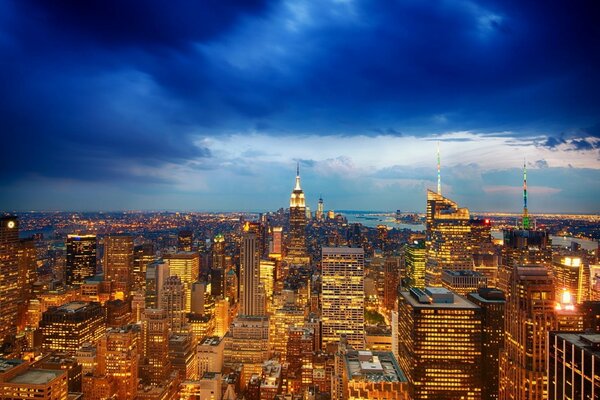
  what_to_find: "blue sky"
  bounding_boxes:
[0,0,599,213]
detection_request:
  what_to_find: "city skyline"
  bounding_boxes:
[0,1,599,213]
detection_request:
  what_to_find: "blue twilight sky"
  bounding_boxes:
[0,0,599,213]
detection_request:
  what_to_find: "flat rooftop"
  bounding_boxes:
[57,301,90,312]
[401,289,480,309]
[0,358,24,373]
[344,350,406,383]
[322,247,364,255]
[9,369,64,385]
[553,332,600,355]
[199,336,223,346]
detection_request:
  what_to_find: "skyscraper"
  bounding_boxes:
[321,247,365,349]
[405,240,426,289]
[160,275,187,334]
[316,195,324,221]
[397,287,483,400]
[468,288,505,400]
[66,234,97,286]
[141,308,171,385]
[97,325,139,400]
[133,243,154,292]
[547,332,600,400]
[211,234,226,297]
[163,251,200,313]
[499,266,556,400]
[240,222,264,316]
[0,216,20,345]
[103,235,134,296]
[425,190,473,286]
[552,256,590,304]
[287,164,308,261]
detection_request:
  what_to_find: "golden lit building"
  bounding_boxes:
[197,336,224,376]
[240,222,264,317]
[164,252,200,313]
[425,190,473,286]
[441,269,488,295]
[321,247,365,349]
[397,287,483,400]
[0,358,68,400]
[223,315,269,387]
[39,301,106,355]
[103,235,134,297]
[269,304,305,359]
[287,165,309,262]
[133,243,155,292]
[160,275,188,334]
[405,241,426,289]
[141,308,171,385]
[66,234,97,286]
[98,325,139,400]
[179,372,222,400]
[499,266,556,400]
[260,260,275,310]
[0,216,20,345]
[552,256,590,304]
[169,333,197,381]
[213,298,230,337]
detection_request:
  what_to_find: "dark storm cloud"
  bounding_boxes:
[0,0,599,210]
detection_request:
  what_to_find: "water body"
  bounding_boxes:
[342,213,425,231]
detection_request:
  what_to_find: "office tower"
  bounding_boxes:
[548,332,600,399]
[163,251,200,313]
[270,227,283,258]
[197,336,225,376]
[553,256,590,304]
[383,257,400,311]
[286,327,314,392]
[555,290,585,331]
[169,334,198,380]
[140,308,171,385]
[178,230,193,252]
[473,253,501,287]
[499,266,556,400]
[333,345,409,400]
[270,303,305,359]
[0,359,69,400]
[259,260,275,308]
[0,216,20,345]
[133,243,154,292]
[425,190,473,285]
[317,195,324,221]
[98,325,139,400]
[160,275,187,334]
[145,260,169,309]
[288,164,308,261]
[397,287,483,400]
[40,301,106,355]
[213,298,230,337]
[377,224,389,252]
[17,238,36,329]
[405,241,426,289]
[66,234,97,287]
[225,268,238,304]
[211,234,226,297]
[103,235,134,296]
[105,298,132,327]
[33,353,82,393]
[321,247,365,349]
[191,281,207,315]
[468,288,505,400]
[441,270,488,295]
[240,222,263,316]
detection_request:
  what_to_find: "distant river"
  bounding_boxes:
[342,213,425,231]
[491,230,597,251]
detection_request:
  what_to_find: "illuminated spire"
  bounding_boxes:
[294,162,302,191]
[522,159,530,229]
[437,142,442,195]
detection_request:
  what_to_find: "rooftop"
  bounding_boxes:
[344,350,406,383]
[0,358,24,373]
[402,288,480,309]
[9,369,64,385]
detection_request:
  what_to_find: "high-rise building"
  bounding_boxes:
[552,256,590,304]
[316,195,324,221]
[169,333,197,380]
[140,308,171,385]
[321,247,365,349]
[145,260,170,309]
[97,325,139,400]
[405,241,426,289]
[133,243,154,292]
[269,227,283,258]
[163,251,200,313]
[103,235,134,296]
[40,301,106,355]
[499,266,556,400]
[178,230,193,252]
[383,257,400,311]
[288,164,308,261]
[17,238,37,329]
[0,216,20,345]
[397,287,483,400]
[425,190,474,286]
[211,234,226,297]
[240,222,263,316]
[547,332,600,400]
[66,234,97,286]
[160,275,187,334]
[468,288,505,400]
[213,298,229,337]
[441,269,488,295]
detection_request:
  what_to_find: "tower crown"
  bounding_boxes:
[290,163,305,208]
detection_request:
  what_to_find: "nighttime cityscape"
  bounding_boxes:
[1,1,600,400]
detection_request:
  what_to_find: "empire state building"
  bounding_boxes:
[287,164,309,262]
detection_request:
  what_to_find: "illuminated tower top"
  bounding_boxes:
[437,142,441,195]
[522,160,530,229]
[290,162,306,208]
